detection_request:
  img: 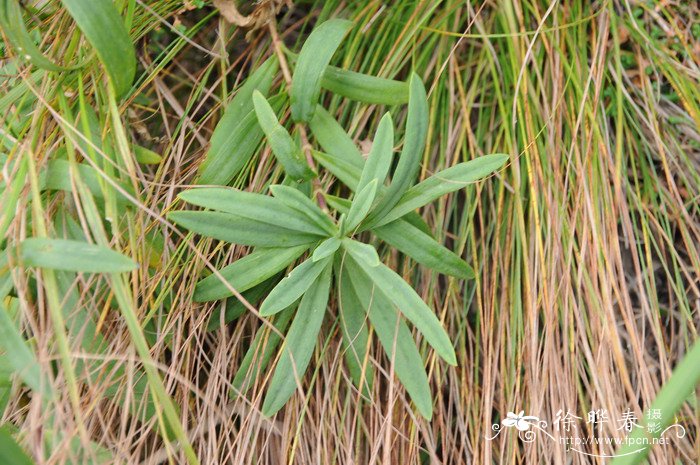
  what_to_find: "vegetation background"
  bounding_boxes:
[0,0,698,464]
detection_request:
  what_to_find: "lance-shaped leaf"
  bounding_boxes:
[0,425,35,465]
[354,260,456,365]
[336,260,372,397]
[309,106,364,187]
[262,263,332,416]
[344,179,377,233]
[344,258,433,419]
[357,112,394,195]
[178,187,327,236]
[168,211,320,248]
[321,66,409,105]
[373,219,474,279]
[270,184,336,235]
[231,304,295,394]
[341,238,379,268]
[194,245,308,302]
[312,238,341,262]
[291,19,353,122]
[198,57,278,185]
[19,238,137,273]
[374,153,509,227]
[60,0,136,98]
[259,255,332,316]
[367,73,429,225]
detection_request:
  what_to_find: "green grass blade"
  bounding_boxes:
[60,0,136,98]
[262,263,332,416]
[290,18,353,122]
[19,238,137,273]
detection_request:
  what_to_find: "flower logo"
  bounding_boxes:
[502,411,540,431]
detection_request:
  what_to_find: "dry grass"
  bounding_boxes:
[1,0,698,464]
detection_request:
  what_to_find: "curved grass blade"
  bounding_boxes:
[198,57,278,185]
[290,19,353,122]
[259,255,332,316]
[344,257,432,419]
[194,245,308,302]
[60,0,136,98]
[252,90,315,181]
[373,219,474,279]
[374,153,509,227]
[368,73,429,224]
[269,184,336,235]
[178,187,327,236]
[168,210,321,247]
[262,263,332,416]
[19,238,137,273]
[321,66,408,105]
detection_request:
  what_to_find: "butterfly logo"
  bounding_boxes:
[502,411,539,431]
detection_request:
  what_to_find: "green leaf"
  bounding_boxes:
[291,19,353,122]
[269,185,336,235]
[19,238,137,273]
[198,57,278,185]
[312,149,363,191]
[321,66,408,105]
[259,255,332,316]
[344,258,433,419]
[168,210,320,248]
[178,187,327,236]
[355,260,456,365]
[357,113,394,194]
[41,159,134,203]
[252,90,315,181]
[312,238,340,262]
[60,0,136,98]
[0,0,71,72]
[368,73,429,224]
[132,145,162,164]
[231,305,295,394]
[373,219,474,279]
[336,260,372,397]
[0,425,35,465]
[374,153,509,227]
[207,278,278,331]
[308,106,364,185]
[262,263,332,416]
[610,340,700,465]
[194,245,308,302]
[341,238,379,268]
[344,179,378,233]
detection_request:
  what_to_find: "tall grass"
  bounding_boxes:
[1,0,698,464]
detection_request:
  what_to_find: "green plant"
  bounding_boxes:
[168,19,507,418]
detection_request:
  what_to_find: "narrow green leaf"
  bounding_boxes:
[321,66,409,105]
[198,57,279,185]
[259,255,332,316]
[312,238,340,262]
[231,304,295,394]
[41,159,134,203]
[312,149,362,191]
[132,145,162,164]
[252,90,315,181]
[269,185,336,235]
[194,245,308,302]
[357,113,394,194]
[373,219,474,279]
[374,153,509,227]
[19,238,137,273]
[0,426,34,465]
[344,258,433,419]
[262,263,332,416]
[168,210,320,248]
[344,179,378,233]
[207,278,278,331]
[0,0,70,72]
[336,260,372,397]
[341,238,379,268]
[308,106,364,183]
[291,18,353,122]
[355,260,456,365]
[368,73,429,224]
[178,187,327,236]
[60,0,136,98]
